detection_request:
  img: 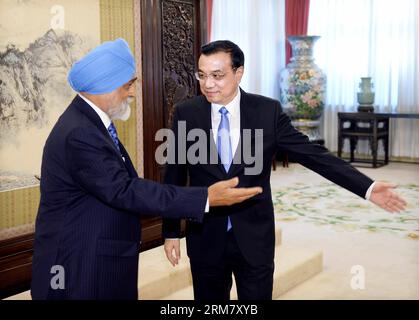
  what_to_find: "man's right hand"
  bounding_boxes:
[164,239,181,266]
[208,177,262,207]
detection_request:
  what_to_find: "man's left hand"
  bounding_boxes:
[369,182,407,213]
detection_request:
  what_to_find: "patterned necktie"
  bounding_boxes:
[107,122,120,152]
[217,106,233,231]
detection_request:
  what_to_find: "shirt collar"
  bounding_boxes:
[78,94,112,129]
[211,89,241,118]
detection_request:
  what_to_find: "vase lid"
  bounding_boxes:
[288,35,320,42]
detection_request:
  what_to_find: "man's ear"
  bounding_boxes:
[236,66,244,83]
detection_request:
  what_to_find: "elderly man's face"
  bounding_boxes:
[107,77,137,120]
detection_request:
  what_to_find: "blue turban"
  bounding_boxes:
[68,38,135,94]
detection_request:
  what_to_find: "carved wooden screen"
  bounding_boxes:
[139,0,207,250]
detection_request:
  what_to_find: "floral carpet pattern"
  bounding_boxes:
[273,182,419,239]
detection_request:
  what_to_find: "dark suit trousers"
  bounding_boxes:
[190,231,274,300]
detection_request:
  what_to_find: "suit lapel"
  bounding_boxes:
[228,89,254,178]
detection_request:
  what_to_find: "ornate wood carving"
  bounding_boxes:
[139,0,206,253]
[141,0,205,182]
[161,0,199,127]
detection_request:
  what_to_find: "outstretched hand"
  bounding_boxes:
[369,182,407,213]
[208,177,263,207]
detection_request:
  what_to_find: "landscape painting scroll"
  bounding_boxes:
[0,0,100,236]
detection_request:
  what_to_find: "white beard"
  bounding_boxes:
[109,97,133,121]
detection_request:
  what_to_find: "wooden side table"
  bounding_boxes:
[337,112,389,168]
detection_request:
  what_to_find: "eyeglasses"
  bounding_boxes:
[194,69,237,82]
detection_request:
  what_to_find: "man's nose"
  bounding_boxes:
[128,83,136,96]
[204,77,216,88]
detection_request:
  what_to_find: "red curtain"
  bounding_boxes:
[285,0,310,64]
[207,0,213,42]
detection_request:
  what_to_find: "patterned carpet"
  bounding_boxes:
[273,180,419,239]
[269,163,419,299]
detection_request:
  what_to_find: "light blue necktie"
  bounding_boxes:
[107,122,121,152]
[217,107,233,231]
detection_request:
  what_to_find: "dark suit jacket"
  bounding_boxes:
[31,95,207,300]
[162,88,373,267]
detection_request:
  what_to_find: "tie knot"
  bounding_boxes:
[219,107,228,115]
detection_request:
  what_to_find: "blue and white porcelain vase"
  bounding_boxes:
[279,35,326,140]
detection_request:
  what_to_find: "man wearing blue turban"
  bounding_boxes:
[31,38,262,300]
